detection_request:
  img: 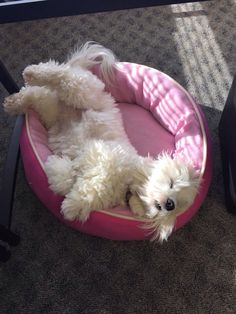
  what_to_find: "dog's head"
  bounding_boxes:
[139,153,200,242]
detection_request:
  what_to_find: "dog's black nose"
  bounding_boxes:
[165,198,175,211]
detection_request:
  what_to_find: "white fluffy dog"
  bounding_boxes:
[3,42,199,241]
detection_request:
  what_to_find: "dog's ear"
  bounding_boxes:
[67,41,117,83]
[132,156,153,185]
[145,214,176,242]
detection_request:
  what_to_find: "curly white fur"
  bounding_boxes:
[3,42,199,242]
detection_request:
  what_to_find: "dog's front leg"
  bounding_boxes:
[3,87,29,115]
[3,86,59,128]
[61,176,106,222]
[128,193,146,217]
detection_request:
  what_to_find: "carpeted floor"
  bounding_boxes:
[0,1,236,313]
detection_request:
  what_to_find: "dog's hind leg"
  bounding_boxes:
[23,61,69,88]
[45,155,76,196]
[23,61,115,111]
[61,174,112,222]
[3,86,59,128]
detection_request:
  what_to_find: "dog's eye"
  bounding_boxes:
[170,179,174,189]
[154,201,162,210]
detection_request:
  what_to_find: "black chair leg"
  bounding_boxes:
[0,244,11,262]
[0,224,20,262]
[219,74,236,214]
[219,140,236,214]
[0,59,19,94]
[0,59,22,261]
[0,224,20,246]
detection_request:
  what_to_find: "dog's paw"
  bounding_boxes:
[144,207,159,219]
[3,93,23,115]
[129,194,146,217]
[61,197,91,222]
[23,64,43,85]
[23,61,66,86]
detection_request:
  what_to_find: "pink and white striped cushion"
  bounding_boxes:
[102,63,205,170]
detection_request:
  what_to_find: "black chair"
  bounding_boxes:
[219,75,236,214]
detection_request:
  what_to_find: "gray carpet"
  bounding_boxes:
[0,1,236,313]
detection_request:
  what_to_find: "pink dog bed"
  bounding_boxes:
[20,63,212,240]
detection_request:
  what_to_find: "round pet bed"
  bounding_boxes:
[20,63,212,240]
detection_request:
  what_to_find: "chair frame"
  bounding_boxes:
[0,0,209,24]
[0,60,21,261]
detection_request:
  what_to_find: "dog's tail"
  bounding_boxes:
[67,41,118,83]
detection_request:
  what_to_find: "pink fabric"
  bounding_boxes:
[96,63,204,170]
[25,110,50,163]
[20,63,212,240]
